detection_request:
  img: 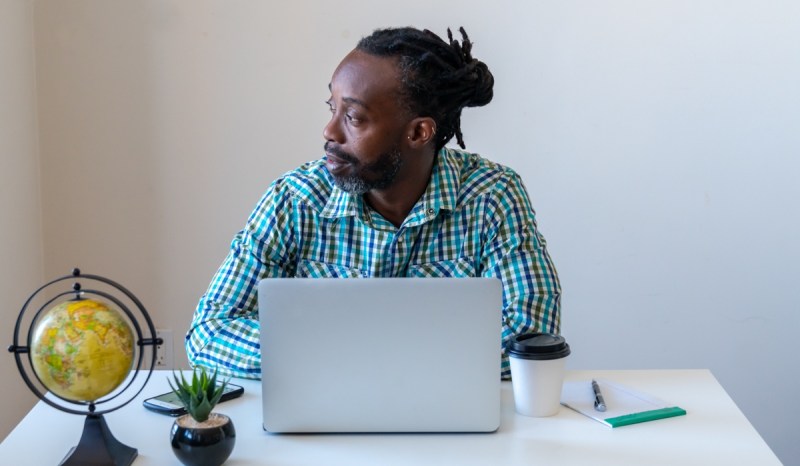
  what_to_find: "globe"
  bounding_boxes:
[30,298,135,402]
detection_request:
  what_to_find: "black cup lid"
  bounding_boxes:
[507,333,571,360]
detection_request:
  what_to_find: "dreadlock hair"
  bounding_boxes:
[356,26,494,152]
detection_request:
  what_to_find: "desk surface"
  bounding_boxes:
[1,369,779,465]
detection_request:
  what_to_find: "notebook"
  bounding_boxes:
[258,277,502,433]
[560,378,687,428]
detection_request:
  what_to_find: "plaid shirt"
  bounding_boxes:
[187,148,561,379]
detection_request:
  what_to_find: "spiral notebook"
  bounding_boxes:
[560,378,686,428]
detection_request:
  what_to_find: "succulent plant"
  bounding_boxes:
[168,367,228,423]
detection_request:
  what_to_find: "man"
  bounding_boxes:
[186,26,561,379]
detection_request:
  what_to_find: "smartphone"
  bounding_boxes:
[143,382,244,416]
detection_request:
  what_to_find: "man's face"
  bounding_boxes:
[323,50,410,194]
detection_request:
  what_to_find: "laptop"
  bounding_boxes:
[258,277,502,433]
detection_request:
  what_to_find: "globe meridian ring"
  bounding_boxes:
[10,270,160,417]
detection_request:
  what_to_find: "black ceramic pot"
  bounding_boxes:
[170,413,236,466]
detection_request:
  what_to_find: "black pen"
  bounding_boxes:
[592,379,607,412]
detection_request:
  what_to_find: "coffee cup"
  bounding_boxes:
[507,333,571,417]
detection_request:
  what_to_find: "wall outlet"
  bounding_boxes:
[155,329,174,369]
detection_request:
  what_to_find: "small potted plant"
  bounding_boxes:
[168,367,236,466]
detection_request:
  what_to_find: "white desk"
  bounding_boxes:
[1,370,779,465]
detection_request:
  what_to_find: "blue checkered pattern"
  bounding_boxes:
[187,148,561,379]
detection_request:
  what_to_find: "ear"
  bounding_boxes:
[405,117,437,149]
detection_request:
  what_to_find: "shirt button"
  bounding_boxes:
[427,208,435,215]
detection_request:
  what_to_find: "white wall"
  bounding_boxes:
[0,0,42,441]
[9,0,800,462]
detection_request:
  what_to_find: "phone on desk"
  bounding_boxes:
[143,382,244,416]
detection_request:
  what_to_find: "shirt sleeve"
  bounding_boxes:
[480,171,561,379]
[185,180,295,379]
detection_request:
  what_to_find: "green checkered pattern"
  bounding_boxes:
[187,147,561,379]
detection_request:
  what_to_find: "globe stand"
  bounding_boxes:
[60,413,136,466]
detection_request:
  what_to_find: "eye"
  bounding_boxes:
[345,113,363,126]
[326,98,362,125]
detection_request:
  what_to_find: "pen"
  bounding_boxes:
[592,379,606,412]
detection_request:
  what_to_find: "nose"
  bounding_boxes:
[322,115,344,144]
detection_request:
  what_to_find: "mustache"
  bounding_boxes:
[324,142,358,164]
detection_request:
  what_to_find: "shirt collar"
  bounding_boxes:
[319,182,360,219]
[402,148,459,227]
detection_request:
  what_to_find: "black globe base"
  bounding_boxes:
[60,414,137,466]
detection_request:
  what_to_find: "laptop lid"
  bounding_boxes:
[258,277,502,433]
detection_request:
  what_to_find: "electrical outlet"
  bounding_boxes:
[155,329,174,369]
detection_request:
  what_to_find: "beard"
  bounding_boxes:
[324,142,402,195]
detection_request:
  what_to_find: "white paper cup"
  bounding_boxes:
[507,333,570,417]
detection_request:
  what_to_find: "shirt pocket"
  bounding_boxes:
[407,257,477,278]
[297,260,366,278]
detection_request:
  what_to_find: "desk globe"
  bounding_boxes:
[31,298,135,403]
[8,268,161,466]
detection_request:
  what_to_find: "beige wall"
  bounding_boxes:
[0,0,43,441]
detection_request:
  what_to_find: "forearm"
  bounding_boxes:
[499,281,561,378]
[186,299,262,379]
[494,251,561,378]
[496,241,561,336]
